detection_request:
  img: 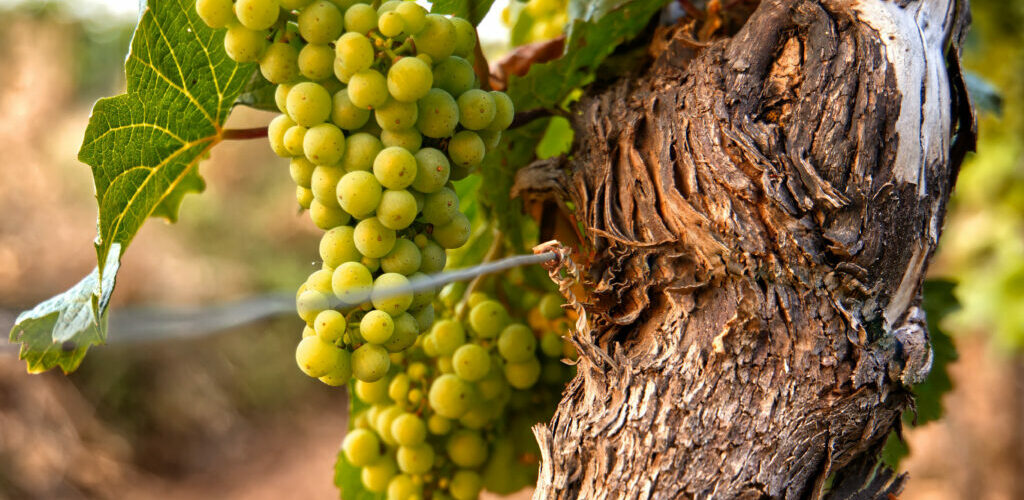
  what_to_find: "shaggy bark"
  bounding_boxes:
[517,0,975,498]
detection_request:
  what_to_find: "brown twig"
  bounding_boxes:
[222,127,268,140]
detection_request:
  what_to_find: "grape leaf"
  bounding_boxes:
[235,71,279,112]
[8,0,257,373]
[430,0,497,26]
[478,120,550,251]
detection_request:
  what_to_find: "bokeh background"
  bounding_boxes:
[0,0,1021,499]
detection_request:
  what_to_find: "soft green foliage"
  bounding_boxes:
[430,0,496,26]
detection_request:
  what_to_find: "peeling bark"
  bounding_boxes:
[523,0,974,498]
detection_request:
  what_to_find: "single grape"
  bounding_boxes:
[310,199,351,229]
[314,309,347,342]
[469,300,509,338]
[295,335,341,377]
[378,11,405,37]
[352,343,391,382]
[275,83,293,113]
[427,414,452,435]
[408,272,435,308]
[387,475,421,500]
[371,272,413,315]
[296,185,314,208]
[479,129,502,151]
[412,14,456,60]
[298,43,335,81]
[438,282,466,309]
[467,292,489,308]
[476,365,508,400]
[487,91,515,131]
[355,378,391,404]
[332,261,374,304]
[421,187,458,225]
[348,69,389,110]
[504,357,541,389]
[318,356,353,386]
[362,256,381,273]
[344,3,378,33]
[287,82,332,127]
[540,332,563,358]
[375,405,404,444]
[377,189,418,230]
[196,0,235,28]
[340,133,383,172]
[413,303,435,331]
[395,2,427,34]
[361,457,397,493]
[447,130,485,167]
[320,226,361,267]
[235,0,279,31]
[304,123,346,166]
[374,99,419,131]
[446,429,488,467]
[259,42,299,84]
[381,238,421,275]
[224,23,267,63]
[418,240,447,274]
[354,217,398,258]
[377,130,419,154]
[334,58,355,84]
[337,170,383,218]
[332,90,371,130]
[388,373,411,402]
[387,57,433,103]
[310,165,343,207]
[451,17,477,58]
[361,309,395,344]
[396,444,434,475]
[538,292,565,319]
[457,89,496,130]
[453,343,490,381]
[449,470,483,500]
[373,147,418,189]
[432,56,475,97]
[391,413,426,446]
[283,125,306,156]
[298,0,344,44]
[343,428,382,467]
[415,88,459,138]
[385,313,419,352]
[305,268,334,295]
[431,319,466,356]
[335,32,375,74]
[280,0,312,8]
[433,212,471,249]
[428,373,473,419]
[296,290,329,323]
[268,114,295,157]
[411,148,450,194]
[497,324,537,363]
[377,0,401,14]
[437,355,454,374]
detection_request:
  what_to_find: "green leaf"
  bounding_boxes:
[235,70,279,112]
[9,0,258,373]
[478,120,550,252]
[536,116,574,159]
[430,0,496,26]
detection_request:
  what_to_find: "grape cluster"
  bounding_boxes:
[502,0,567,42]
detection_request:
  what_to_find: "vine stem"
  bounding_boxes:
[456,229,505,320]
[222,127,268,140]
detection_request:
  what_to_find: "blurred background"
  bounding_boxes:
[0,0,1020,499]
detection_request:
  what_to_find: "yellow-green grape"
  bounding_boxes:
[377,189,418,230]
[335,32,375,74]
[396,444,434,474]
[498,324,536,363]
[371,272,413,315]
[295,335,342,377]
[487,91,515,131]
[408,272,434,308]
[479,129,502,152]
[452,344,490,381]
[469,300,509,338]
[387,57,433,103]
[437,355,454,374]
[381,129,423,152]
[333,261,374,304]
[290,158,315,188]
[450,17,477,59]
[381,239,421,275]
[303,123,346,166]
[296,290,329,323]
[411,148,450,194]
[375,99,419,131]
[504,357,541,389]
[372,146,417,189]
[432,212,471,249]
[311,165,343,207]
[391,413,426,446]
[432,319,465,356]
[539,332,563,358]
[224,23,267,63]
[467,292,489,308]
[344,3,378,33]
[343,428,382,467]
[427,414,452,435]
[418,240,446,274]
[457,90,496,131]
[287,82,332,127]
[349,69,390,110]
[432,56,475,97]
[449,470,483,500]
[387,474,421,500]
[446,429,488,467]
[437,282,464,309]
[385,312,419,352]
[352,343,391,381]
[341,133,383,172]
[421,187,458,225]
[428,373,473,418]
[259,42,299,84]
[196,0,235,28]
[235,0,279,30]
[337,170,383,217]
[361,309,395,344]
[334,57,355,84]
[375,405,404,444]
[280,0,313,8]
[310,200,351,230]
[298,0,344,43]
[297,185,314,208]
[538,292,565,319]
[377,0,401,14]
[314,309,347,342]
[275,83,293,112]
[413,14,456,60]
[298,44,335,81]
[361,457,397,493]
[476,365,507,400]
[447,130,485,168]
[378,11,405,37]
[332,90,371,130]
[388,373,410,402]
[319,358,353,386]
[305,268,334,294]
[320,225,362,267]
[356,378,392,405]
[355,217,398,258]
[302,325,316,340]
[415,88,459,138]
[395,2,427,34]
[363,256,381,273]
[268,114,294,157]
[283,125,307,156]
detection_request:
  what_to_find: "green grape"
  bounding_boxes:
[411,148,450,194]
[449,470,483,500]
[305,268,334,295]
[498,324,536,363]
[361,309,395,344]
[352,343,391,382]
[395,2,427,34]
[412,304,435,332]
[375,99,419,131]
[447,130,485,167]
[376,0,401,14]
[337,170,383,218]
[332,261,374,304]
[385,313,419,352]
[304,123,346,166]
[432,212,471,249]
[540,332,565,358]
[391,413,426,446]
[396,444,434,474]
[295,335,341,377]
[297,185,314,208]
[431,56,475,97]
[504,357,541,389]
[458,401,494,429]
[451,17,477,59]
[298,0,344,43]
[224,23,267,63]
[298,43,335,81]
[381,128,423,152]
[334,58,355,84]
[486,91,515,131]
[427,414,452,435]
[332,90,371,130]
[355,217,398,258]
[287,82,332,127]
[349,69,390,110]
[311,165,343,207]
[377,190,418,230]
[418,240,447,274]
[412,14,456,60]
[378,11,405,37]
[319,357,353,386]
[320,226,361,267]
[421,187,458,225]
[438,282,466,309]
[296,290,329,323]
[196,0,235,28]
[408,362,428,380]
[314,309,347,342]
[448,164,471,182]
[283,125,307,156]
[388,373,411,402]
[446,429,488,467]
[363,256,381,273]
[310,199,351,230]
[467,292,489,308]
[428,373,473,418]
[344,3,378,33]
[437,355,454,374]
[387,474,421,500]
[387,57,433,103]
[407,388,423,405]
[375,405,404,444]
[538,292,565,319]
[361,457,397,493]
[335,32,375,74]
[408,272,434,308]
[343,428,382,467]
[355,378,392,404]
[341,133,383,172]
[259,42,299,84]
[457,90,496,131]
[373,147,418,189]
[415,88,459,138]
[469,300,509,338]
[432,319,465,356]
[275,83,293,113]
[453,343,490,381]
[479,129,502,151]
[358,116,384,135]
[372,273,413,315]
[381,238,422,275]
[476,364,508,400]
[236,0,279,30]
[280,0,313,8]
[268,114,294,157]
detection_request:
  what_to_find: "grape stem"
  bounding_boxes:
[456,229,505,320]
[222,127,269,140]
